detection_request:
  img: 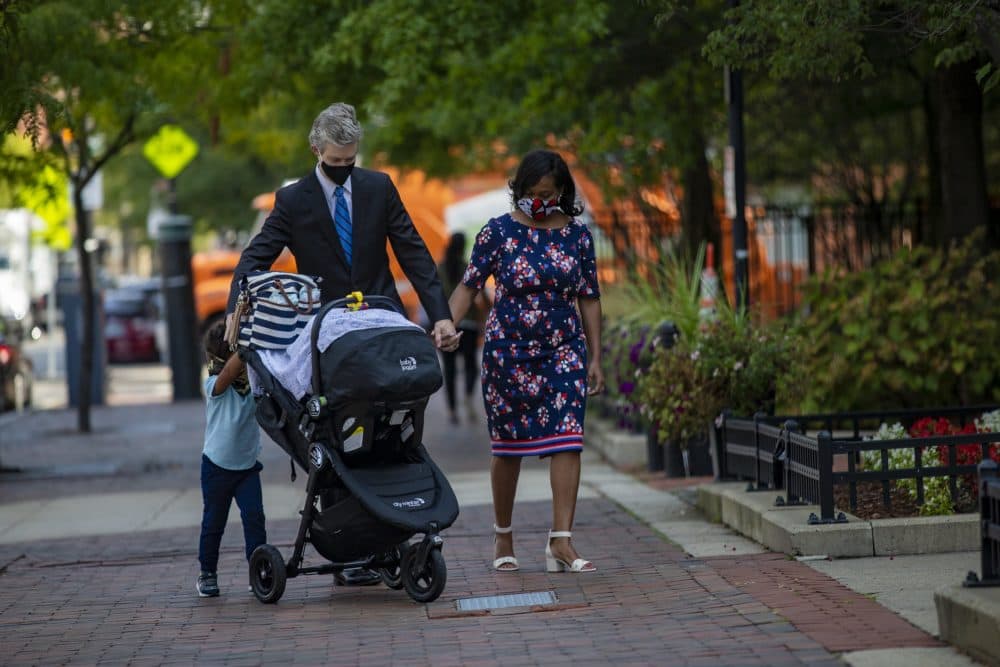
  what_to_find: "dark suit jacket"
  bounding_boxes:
[227,167,450,323]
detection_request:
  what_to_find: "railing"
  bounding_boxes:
[814,430,994,524]
[718,406,1000,524]
[716,413,787,491]
[964,459,1000,587]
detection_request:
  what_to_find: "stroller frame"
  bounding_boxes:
[244,294,456,604]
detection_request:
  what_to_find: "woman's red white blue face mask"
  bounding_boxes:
[516,196,561,221]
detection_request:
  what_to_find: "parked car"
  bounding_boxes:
[104,290,160,364]
[0,317,32,411]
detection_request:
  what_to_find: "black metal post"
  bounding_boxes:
[979,456,1000,581]
[784,420,800,503]
[166,177,178,214]
[646,422,665,473]
[980,458,998,583]
[712,411,729,480]
[752,413,762,489]
[645,321,678,474]
[159,215,201,400]
[726,0,750,311]
[817,431,835,522]
[965,457,1000,587]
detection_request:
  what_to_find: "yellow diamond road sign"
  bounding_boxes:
[143,124,199,179]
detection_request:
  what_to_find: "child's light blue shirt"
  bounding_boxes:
[202,375,261,471]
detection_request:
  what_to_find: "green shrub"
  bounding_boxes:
[636,316,801,444]
[792,233,1000,412]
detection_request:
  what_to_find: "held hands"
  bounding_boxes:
[587,361,605,396]
[432,319,462,352]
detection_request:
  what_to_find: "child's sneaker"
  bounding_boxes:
[197,571,220,597]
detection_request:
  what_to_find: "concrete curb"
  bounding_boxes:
[873,515,979,556]
[697,483,979,558]
[934,584,1000,665]
[586,413,648,469]
[587,416,982,558]
[698,482,874,557]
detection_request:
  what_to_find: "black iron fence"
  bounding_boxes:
[590,200,1000,318]
[716,414,785,490]
[721,202,928,318]
[965,459,1000,587]
[716,406,1000,524]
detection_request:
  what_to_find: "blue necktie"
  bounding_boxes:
[333,186,352,266]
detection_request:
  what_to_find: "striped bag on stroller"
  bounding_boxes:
[225,271,321,350]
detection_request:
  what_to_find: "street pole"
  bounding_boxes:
[159,214,201,401]
[143,125,201,400]
[726,0,750,311]
[167,178,178,215]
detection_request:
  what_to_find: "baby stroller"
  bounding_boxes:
[242,292,460,604]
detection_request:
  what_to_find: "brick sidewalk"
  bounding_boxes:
[0,388,949,665]
[0,494,939,666]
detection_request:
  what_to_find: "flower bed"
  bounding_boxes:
[718,406,1000,522]
[599,320,655,433]
[852,410,1000,516]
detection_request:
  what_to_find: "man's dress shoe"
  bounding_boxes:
[334,566,382,586]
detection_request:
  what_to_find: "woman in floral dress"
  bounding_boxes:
[448,150,605,573]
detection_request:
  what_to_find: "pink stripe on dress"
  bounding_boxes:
[491,433,583,456]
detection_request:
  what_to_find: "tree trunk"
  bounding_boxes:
[73,186,93,433]
[680,131,720,260]
[920,79,944,246]
[930,60,989,245]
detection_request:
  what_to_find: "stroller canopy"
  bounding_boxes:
[255,305,441,405]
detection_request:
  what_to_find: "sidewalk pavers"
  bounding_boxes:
[705,553,940,652]
[0,491,946,666]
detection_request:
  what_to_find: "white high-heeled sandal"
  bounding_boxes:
[545,530,596,573]
[493,524,519,572]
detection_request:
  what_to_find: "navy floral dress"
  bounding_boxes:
[462,213,601,457]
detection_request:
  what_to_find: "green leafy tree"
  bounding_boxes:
[704,0,998,246]
[2,0,234,431]
[228,0,728,256]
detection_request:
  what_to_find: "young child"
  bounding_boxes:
[196,322,266,597]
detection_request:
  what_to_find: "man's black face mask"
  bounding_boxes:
[322,162,354,185]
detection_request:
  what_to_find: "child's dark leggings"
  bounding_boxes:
[199,455,266,573]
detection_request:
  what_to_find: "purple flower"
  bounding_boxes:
[619,381,635,395]
[629,341,644,365]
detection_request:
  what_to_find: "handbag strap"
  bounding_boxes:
[224,294,248,351]
[246,271,318,291]
[267,278,316,314]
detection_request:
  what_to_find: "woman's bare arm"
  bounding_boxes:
[578,297,605,395]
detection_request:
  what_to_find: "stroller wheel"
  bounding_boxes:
[378,542,408,590]
[401,546,447,604]
[249,544,287,604]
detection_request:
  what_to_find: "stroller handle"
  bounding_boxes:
[323,292,406,314]
[310,293,409,397]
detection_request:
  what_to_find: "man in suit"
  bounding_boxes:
[228,102,460,586]
[227,102,459,348]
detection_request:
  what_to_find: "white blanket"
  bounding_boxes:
[250,307,424,400]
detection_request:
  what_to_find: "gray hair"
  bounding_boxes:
[308,102,364,149]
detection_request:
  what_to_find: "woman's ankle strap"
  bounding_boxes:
[494,524,513,534]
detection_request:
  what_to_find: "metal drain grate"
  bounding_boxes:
[455,591,557,612]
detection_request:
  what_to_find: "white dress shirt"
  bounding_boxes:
[315,163,354,223]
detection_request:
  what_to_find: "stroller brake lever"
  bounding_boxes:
[298,412,315,441]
